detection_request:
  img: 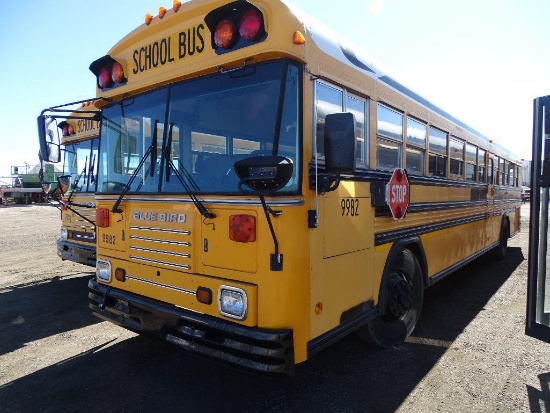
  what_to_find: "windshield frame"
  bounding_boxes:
[96,58,303,196]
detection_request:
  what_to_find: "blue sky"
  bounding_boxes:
[0,0,548,181]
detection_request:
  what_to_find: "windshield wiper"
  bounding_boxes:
[89,153,96,185]
[66,156,88,206]
[112,121,159,213]
[164,122,215,219]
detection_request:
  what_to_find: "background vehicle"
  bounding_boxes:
[39,0,522,374]
[0,163,61,205]
[38,101,100,266]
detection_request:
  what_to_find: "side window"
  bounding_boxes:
[478,148,486,182]
[449,137,464,178]
[346,95,368,167]
[406,117,426,175]
[492,155,499,184]
[314,81,369,169]
[466,143,477,181]
[509,163,515,187]
[315,82,343,158]
[428,126,447,177]
[499,158,505,185]
[377,103,403,170]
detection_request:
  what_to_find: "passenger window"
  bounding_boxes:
[466,143,477,181]
[428,127,447,177]
[377,104,403,170]
[449,137,464,178]
[406,117,426,175]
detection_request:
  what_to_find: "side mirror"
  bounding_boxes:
[324,112,356,174]
[234,156,293,194]
[37,115,61,163]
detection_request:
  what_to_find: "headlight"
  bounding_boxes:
[61,228,68,240]
[96,259,112,283]
[218,286,247,320]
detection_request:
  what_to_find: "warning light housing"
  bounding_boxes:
[205,2,267,54]
[89,55,127,91]
[58,121,75,137]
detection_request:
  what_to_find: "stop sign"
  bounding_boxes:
[386,168,410,220]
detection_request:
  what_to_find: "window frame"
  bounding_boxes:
[314,80,369,169]
[428,126,448,178]
[406,116,427,176]
[376,103,404,171]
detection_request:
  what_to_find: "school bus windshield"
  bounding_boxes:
[97,59,301,194]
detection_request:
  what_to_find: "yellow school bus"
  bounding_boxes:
[38,101,100,266]
[57,102,100,266]
[57,0,521,374]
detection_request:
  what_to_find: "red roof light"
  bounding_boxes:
[214,19,237,49]
[111,61,126,84]
[98,67,113,89]
[239,10,263,41]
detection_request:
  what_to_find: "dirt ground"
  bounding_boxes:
[1,202,550,412]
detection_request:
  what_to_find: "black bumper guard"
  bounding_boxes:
[88,279,295,375]
[57,238,96,267]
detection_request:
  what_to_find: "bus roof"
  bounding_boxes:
[93,0,520,163]
[284,0,520,162]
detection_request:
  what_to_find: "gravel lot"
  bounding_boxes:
[1,202,549,412]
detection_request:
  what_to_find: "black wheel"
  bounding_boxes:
[357,248,423,347]
[491,218,509,260]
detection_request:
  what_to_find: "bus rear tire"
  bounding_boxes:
[356,248,423,348]
[491,217,509,260]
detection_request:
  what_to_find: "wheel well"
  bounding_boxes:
[405,242,428,288]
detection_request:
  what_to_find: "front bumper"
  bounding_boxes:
[88,279,295,375]
[57,239,96,267]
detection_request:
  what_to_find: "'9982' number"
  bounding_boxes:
[102,234,116,245]
[341,198,359,216]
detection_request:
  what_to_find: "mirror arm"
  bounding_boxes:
[259,194,283,271]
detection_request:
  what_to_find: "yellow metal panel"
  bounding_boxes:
[96,205,126,252]
[201,208,258,273]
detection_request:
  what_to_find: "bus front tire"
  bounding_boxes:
[356,248,423,348]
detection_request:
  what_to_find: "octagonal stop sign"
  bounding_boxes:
[385,168,410,220]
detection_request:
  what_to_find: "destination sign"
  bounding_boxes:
[132,24,206,75]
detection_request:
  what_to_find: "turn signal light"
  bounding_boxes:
[115,268,126,282]
[293,31,306,45]
[96,207,110,228]
[229,215,256,243]
[196,286,213,304]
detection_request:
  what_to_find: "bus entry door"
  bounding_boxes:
[526,95,550,342]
